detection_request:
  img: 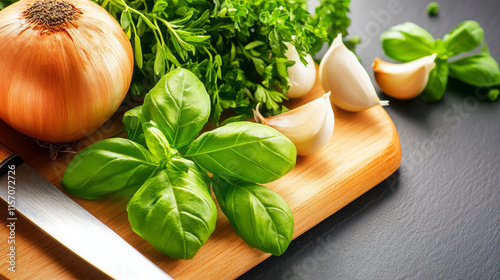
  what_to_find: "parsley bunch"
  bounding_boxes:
[98,0,354,124]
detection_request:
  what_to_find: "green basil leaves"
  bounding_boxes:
[381,21,500,101]
[62,68,297,259]
[449,54,500,87]
[128,160,216,259]
[212,176,294,256]
[443,21,484,57]
[143,68,210,151]
[381,22,436,62]
[62,138,158,199]
[143,122,176,161]
[185,122,297,184]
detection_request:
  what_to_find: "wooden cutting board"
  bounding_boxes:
[0,71,401,280]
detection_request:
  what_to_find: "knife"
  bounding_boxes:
[0,142,173,280]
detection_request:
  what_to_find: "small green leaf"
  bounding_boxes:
[134,35,143,69]
[125,25,132,39]
[123,106,146,146]
[120,10,132,30]
[154,45,166,76]
[381,22,436,62]
[251,57,266,76]
[449,54,500,87]
[212,175,294,256]
[136,17,145,37]
[244,41,265,50]
[169,157,190,172]
[142,122,175,161]
[421,59,449,102]
[152,0,168,15]
[443,21,484,57]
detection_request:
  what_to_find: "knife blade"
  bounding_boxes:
[0,142,173,280]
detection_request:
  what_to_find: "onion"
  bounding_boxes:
[0,0,134,142]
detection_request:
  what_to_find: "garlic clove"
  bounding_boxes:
[284,42,317,99]
[372,53,437,100]
[319,33,388,112]
[253,92,334,156]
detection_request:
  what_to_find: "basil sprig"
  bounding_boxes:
[62,68,297,259]
[381,21,500,101]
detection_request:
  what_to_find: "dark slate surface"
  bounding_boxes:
[239,0,500,279]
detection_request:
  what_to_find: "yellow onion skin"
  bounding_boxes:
[0,0,134,142]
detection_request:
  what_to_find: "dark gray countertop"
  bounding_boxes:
[240,0,500,279]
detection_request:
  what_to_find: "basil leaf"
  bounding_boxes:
[433,39,447,57]
[184,122,297,184]
[143,122,176,161]
[381,22,436,62]
[143,68,211,151]
[62,138,158,199]
[212,175,294,256]
[421,59,449,102]
[127,159,216,259]
[123,105,146,146]
[443,20,484,57]
[449,54,500,87]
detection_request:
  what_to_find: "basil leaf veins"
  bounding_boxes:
[143,68,211,151]
[212,175,294,256]
[127,159,216,259]
[184,121,297,184]
[143,121,176,162]
[62,138,159,199]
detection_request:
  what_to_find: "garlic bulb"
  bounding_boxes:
[253,92,334,156]
[319,33,388,111]
[0,0,134,143]
[372,54,437,100]
[284,42,316,99]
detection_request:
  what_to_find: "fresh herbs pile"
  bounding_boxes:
[97,0,353,124]
[62,69,297,259]
[381,21,500,101]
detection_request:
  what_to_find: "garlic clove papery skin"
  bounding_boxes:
[254,92,334,156]
[319,33,385,112]
[284,42,317,99]
[372,54,437,100]
[0,0,133,143]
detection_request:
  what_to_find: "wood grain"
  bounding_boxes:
[0,73,401,280]
[0,142,14,163]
